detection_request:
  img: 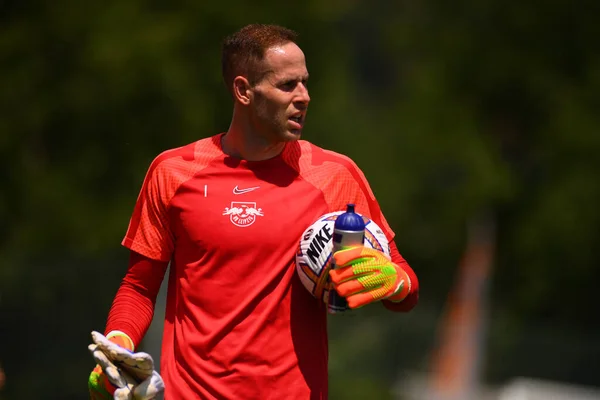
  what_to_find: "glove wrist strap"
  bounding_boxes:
[106,330,135,351]
[387,266,411,302]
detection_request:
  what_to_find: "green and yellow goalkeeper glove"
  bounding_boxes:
[88,331,164,400]
[329,246,411,309]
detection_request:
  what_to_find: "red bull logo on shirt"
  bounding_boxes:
[223,202,264,227]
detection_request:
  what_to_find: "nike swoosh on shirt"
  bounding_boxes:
[233,186,260,195]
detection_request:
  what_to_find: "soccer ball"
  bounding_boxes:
[295,211,391,303]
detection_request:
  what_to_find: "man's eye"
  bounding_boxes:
[280,82,296,91]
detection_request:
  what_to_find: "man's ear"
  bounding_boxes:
[233,76,252,105]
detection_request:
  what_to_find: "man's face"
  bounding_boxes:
[249,42,310,143]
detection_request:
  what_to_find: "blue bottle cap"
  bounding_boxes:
[334,204,365,231]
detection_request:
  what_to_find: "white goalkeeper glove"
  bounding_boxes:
[88,331,165,400]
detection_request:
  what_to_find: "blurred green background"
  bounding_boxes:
[1,1,599,399]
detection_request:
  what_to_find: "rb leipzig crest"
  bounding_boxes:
[223,202,264,227]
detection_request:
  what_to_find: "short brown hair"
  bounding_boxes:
[221,24,299,95]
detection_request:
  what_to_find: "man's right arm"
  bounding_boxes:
[105,250,169,346]
[89,251,168,399]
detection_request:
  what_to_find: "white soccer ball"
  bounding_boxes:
[295,211,391,303]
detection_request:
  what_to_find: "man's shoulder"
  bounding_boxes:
[296,140,361,172]
[292,140,370,195]
[147,135,223,178]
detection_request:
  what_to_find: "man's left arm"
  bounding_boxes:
[324,155,419,311]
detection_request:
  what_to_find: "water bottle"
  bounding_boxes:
[328,204,365,314]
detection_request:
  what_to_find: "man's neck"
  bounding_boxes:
[222,123,285,162]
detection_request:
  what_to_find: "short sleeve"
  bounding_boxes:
[122,157,176,262]
[323,153,395,242]
[297,144,395,242]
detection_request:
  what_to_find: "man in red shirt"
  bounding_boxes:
[89,24,419,399]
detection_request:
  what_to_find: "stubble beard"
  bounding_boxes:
[255,110,298,144]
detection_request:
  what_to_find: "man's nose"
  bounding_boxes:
[295,83,310,108]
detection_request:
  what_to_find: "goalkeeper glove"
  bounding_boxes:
[88,331,133,400]
[329,246,411,309]
[88,331,164,400]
